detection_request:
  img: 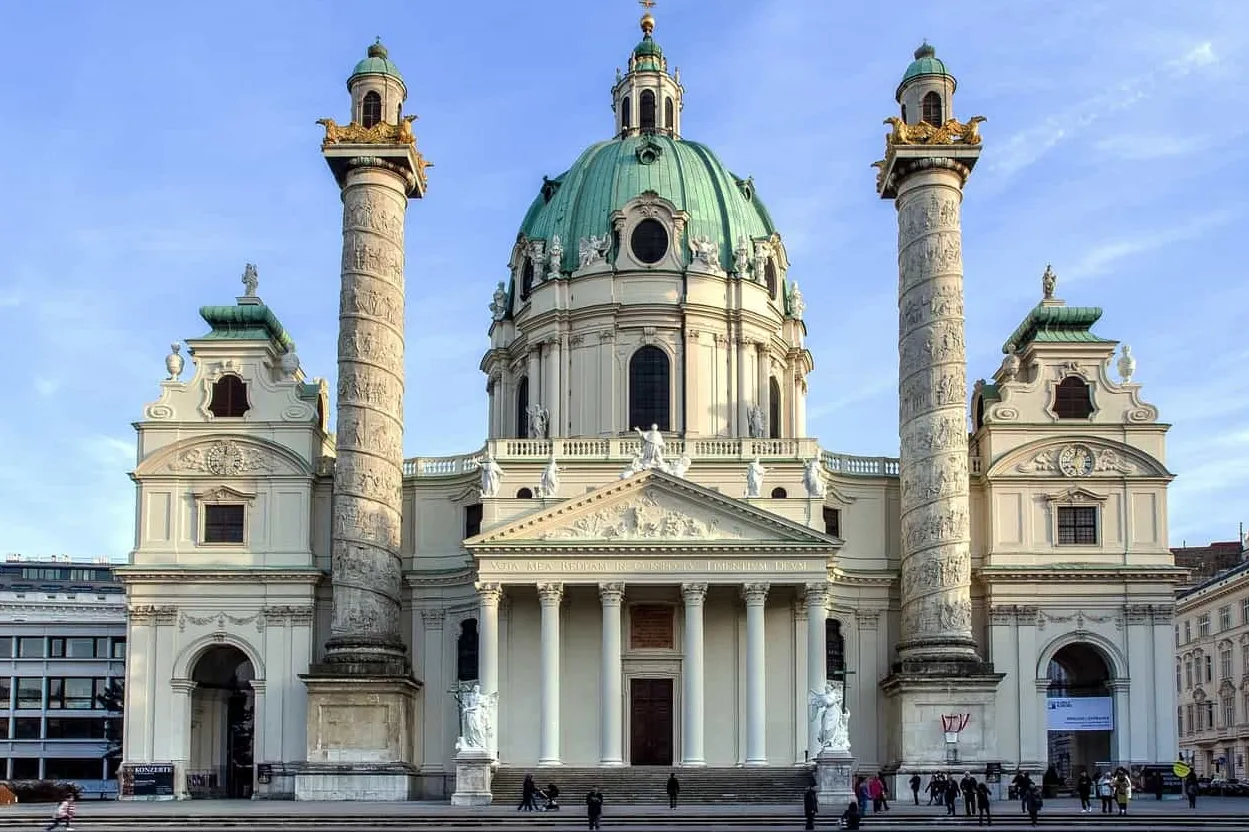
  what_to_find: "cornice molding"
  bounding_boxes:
[978,565,1187,584]
[115,568,324,585]
[403,567,477,588]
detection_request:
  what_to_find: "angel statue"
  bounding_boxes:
[809,680,851,753]
[455,683,498,753]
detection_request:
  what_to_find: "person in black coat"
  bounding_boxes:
[841,799,861,830]
[666,772,680,809]
[586,787,604,831]
[975,781,992,826]
[802,785,818,831]
[1076,769,1093,812]
[519,774,538,811]
[909,773,922,805]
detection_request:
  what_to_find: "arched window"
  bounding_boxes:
[628,345,671,431]
[621,97,632,133]
[768,377,781,439]
[640,90,656,132]
[974,395,986,431]
[208,375,249,418]
[764,260,778,298]
[516,377,530,438]
[826,619,846,680]
[1053,376,1094,419]
[362,91,383,128]
[770,487,787,499]
[901,103,908,123]
[456,619,479,683]
[664,97,674,132]
[520,259,535,300]
[921,91,943,125]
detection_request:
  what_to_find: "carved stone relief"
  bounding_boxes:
[538,491,750,541]
[1014,444,1139,476]
[168,440,275,476]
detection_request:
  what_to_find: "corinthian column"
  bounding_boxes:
[804,582,829,760]
[681,582,707,766]
[537,582,564,766]
[742,582,769,765]
[599,583,625,766]
[887,148,981,663]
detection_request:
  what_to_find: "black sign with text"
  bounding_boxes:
[120,764,175,797]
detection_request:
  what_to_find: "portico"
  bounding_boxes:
[463,471,839,769]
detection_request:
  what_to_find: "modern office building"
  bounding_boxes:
[1176,547,1249,778]
[0,556,126,793]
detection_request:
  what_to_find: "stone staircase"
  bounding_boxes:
[489,766,813,805]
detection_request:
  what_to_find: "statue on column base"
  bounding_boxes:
[451,684,497,806]
[809,681,856,805]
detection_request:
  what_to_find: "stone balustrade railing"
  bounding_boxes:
[398,437,900,479]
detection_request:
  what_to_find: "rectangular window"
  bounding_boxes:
[47,678,103,710]
[1056,506,1098,545]
[45,717,106,740]
[0,716,8,740]
[1176,706,1183,735]
[1185,659,1193,688]
[1242,644,1249,677]
[1222,649,1234,680]
[1186,704,1195,735]
[111,638,127,660]
[1199,614,1211,637]
[13,717,41,739]
[0,677,9,708]
[464,503,483,539]
[1220,605,1232,631]
[17,637,43,659]
[1205,701,1215,729]
[1225,696,1236,728]
[44,758,103,781]
[49,637,99,659]
[1206,655,1214,683]
[1243,597,1249,626]
[0,637,11,658]
[203,503,246,544]
[823,507,841,538]
[1177,662,1182,692]
[15,678,42,709]
[1185,620,1192,643]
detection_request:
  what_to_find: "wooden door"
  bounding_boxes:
[629,678,674,766]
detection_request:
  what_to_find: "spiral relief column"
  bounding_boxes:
[876,46,984,665]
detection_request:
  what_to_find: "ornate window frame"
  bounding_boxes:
[1046,361,1098,422]
[611,191,689,272]
[1044,486,1106,547]
[625,339,675,433]
[194,485,255,549]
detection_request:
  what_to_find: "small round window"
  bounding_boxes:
[630,218,669,264]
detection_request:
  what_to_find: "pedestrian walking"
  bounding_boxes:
[518,774,538,811]
[1184,771,1198,809]
[1076,768,1092,813]
[666,772,680,809]
[1025,785,1043,827]
[585,786,604,831]
[840,799,861,830]
[909,773,921,805]
[802,784,818,831]
[46,796,75,832]
[975,781,992,826]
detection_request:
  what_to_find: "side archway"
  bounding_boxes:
[1036,634,1122,787]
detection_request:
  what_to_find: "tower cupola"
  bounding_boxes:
[347,39,408,129]
[896,41,957,126]
[612,5,683,138]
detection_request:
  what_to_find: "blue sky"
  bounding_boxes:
[0,0,1244,558]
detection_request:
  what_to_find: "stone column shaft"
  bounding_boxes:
[538,582,563,765]
[476,582,501,758]
[324,163,411,673]
[742,582,769,765]
[893,165,978,662]
[681,583,708,766]
[599,584,625,766]
[805,583,829,760]
[527,348,542,434]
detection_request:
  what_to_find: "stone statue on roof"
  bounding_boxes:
[242,263,259,297]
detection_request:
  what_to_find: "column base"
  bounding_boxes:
[679,760,707,767]
[879,662,1004,771]
[599,759,625,767]
[744,758,769,767]
[814,749,856,807]
[450,749,494,806]
[537,759,565,767]
[297,673,424,800]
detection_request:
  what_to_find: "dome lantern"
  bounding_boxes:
[346,38,408,130]
[895,40,958,126]
[613,2,683,139]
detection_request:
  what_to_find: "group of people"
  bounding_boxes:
[1071,767,1137,815]
[918,772,997,824]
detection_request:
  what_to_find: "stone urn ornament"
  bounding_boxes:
[281,348,301,379]
[1116,344,1135,383]
[165,343,185,381]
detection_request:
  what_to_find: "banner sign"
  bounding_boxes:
[1046,697,1113,732]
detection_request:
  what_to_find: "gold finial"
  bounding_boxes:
[639,0,656,35]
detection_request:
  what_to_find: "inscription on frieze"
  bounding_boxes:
[477,558,820,575]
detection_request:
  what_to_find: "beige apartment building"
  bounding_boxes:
[1176,552,1249,778]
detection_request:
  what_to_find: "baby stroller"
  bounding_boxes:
[538,783,561,811]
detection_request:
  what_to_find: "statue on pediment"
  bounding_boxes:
[479,455,503,498]
[746,457,767,498]
[635,424,666,468]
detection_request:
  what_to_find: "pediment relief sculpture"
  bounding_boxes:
[540,491,743,541]
[991,438,1169,479]
[137,436,311,478]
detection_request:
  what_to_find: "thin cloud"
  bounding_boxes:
[1062,209,1239,284]
[987,41,1219,181]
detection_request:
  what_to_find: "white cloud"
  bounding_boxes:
[987,41,1219,180]
[33,377,60,397]
[1062,209,1240,284]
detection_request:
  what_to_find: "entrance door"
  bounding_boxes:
[629,678,674,766]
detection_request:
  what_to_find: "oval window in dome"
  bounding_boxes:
[631,218,668,264]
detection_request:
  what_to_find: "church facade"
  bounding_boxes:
[117,14,1182,802]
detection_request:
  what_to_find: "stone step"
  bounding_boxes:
[488,766,813,805]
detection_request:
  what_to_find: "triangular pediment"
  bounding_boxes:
[465,470,837,548]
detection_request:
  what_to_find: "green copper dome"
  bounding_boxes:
[350,40,404,84]
[517,134,777,275]
[897,42,955,100]
[634,34,663,58]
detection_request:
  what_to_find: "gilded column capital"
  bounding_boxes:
[537,582,565,607]
[740,583,770,606]
[598,583,625,606]
[681,583,708,605]
[475,581,503,607]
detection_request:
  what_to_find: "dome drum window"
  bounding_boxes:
[630,219,669,264]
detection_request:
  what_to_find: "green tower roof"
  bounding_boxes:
[1003,303,1110,353]
[517,133,777,276]
[199,302,295,352]
[349,40,404,84]
[897,42,956,100]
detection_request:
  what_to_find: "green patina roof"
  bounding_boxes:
[517,133,777,276]
[199,303,295,352]
[297,382,321,402]
[350,41,403,84]
[897,42,955,100]
[979,382,1001,405]
[1003,303,1110,353]
[634,35,663,59]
